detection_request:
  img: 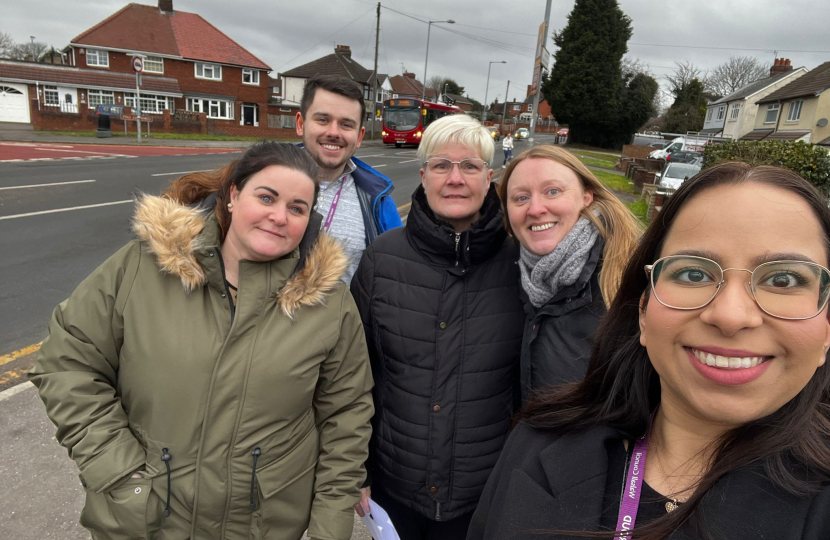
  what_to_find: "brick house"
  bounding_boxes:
[0,0,292,136]
[388,72,437,101]
[489,85,554,131]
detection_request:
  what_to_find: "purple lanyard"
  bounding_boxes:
[615,412,655,535]
[322,178,346,232]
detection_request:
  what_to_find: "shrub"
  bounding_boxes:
[702,140,830,195]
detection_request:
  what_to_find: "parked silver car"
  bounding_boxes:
[657,162,702,189]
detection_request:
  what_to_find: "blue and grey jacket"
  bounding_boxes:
[351,156,403,246]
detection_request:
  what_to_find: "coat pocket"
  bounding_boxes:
[80,476,162,540]
[251,429,319,540]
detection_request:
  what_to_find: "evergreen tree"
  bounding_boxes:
[664,78,706,133]
[616,73,659,141]
[542,0,636,147]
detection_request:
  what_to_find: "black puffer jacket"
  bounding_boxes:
[518,237,605,405]
[351,184,524,521]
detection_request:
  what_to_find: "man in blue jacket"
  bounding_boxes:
[296,75,402,282]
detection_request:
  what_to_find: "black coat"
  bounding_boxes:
[467,422,830,540]
[518,238,606,404]
[351,184,525,521]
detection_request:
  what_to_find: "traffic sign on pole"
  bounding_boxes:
[132,56,144,73]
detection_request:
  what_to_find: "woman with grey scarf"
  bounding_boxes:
[497,146,642,404]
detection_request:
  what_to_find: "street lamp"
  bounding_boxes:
[481,61,506,121]
[422,19,455,102]
[29,36,36,62]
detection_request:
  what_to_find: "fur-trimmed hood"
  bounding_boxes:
[132,195,348,318]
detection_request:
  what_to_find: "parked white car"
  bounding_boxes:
[657,162,702,189]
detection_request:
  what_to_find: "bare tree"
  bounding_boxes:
[8,40,48,61]
[621,56,651,79]
[704,56,769,97]
[427,75,445,97]
[665,61,705,96]
[0,32,14,58]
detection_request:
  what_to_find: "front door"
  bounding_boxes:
[243,104,255,126]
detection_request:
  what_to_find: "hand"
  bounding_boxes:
[353,486,371,517]
[130,466,146,479]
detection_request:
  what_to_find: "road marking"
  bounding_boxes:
[0,200,132,221]
[371,164,387,168]
[0,342,42,368]
[398,159,419,164]
[151,170,212,177]
[0,381,35,402]
[30,147,133,157]
[396,202,411,212]
[0,179,96,191]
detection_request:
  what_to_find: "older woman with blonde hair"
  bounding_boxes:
[498,145,642,403]
[350,114,525,540]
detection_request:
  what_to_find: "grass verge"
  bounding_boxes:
[576,156,617,170]
[626,199,648,224]
[592,169,635,193]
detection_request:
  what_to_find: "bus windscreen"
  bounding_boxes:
[384,107,420,131]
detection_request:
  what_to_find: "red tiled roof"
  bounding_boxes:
[0,60,182,95]
[389,74,436,99]
[71,3,270,70]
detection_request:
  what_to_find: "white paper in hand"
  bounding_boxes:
[359,498,401,540]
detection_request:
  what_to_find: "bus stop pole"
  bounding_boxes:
[135,71,142,143]
[528,0,552,146]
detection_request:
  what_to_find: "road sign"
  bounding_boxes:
[120,114,153,122]
[96,104,125,117]
[132,56,144,73]
[530,64,542,96]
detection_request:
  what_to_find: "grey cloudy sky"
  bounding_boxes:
[5,0,830,104]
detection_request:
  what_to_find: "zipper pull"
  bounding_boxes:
[435,501,442,521]
[454,233,460,267]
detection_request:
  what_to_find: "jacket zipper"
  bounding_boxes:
[215,247,236,322]
[435,501,442,521]
[454,233,461,267]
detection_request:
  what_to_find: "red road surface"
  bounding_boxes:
[0,142,241,162]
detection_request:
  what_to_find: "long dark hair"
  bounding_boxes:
[521,162,830,540]
[163,141,319,241]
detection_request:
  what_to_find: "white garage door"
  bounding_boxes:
[0,83,31,123]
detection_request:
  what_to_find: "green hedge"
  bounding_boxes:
[702,140,830,195]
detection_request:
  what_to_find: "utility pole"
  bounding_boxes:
[500,80,510,130]
[371,2,380,140]
[529,0,552,145]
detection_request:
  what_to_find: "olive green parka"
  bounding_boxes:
[30,195,374,540]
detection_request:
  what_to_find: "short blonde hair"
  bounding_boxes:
[416,114,494,165]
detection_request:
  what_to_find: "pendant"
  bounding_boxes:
[665,499,679,513]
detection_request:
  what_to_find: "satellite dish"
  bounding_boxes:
[817,118,828,128]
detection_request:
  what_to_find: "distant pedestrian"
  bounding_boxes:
[296,75,403,283]
[29,142,374,540]
[502,133,514,167]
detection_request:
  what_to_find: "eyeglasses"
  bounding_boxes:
[423,157,489,176]
[645,255,830,320]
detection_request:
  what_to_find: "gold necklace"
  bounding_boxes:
[651,435,682,513]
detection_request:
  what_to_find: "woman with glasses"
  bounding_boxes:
[468,162,830,540]
[499,146,641,404]
[351,114,524,540]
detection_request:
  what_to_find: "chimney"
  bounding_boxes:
[335,45,351,59]
[159,0,173,12]
[770,57,793,77]
[404,72,416,79]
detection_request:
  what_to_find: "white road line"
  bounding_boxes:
[0,381,34,403]
[0,179,96,191]
[398,159,419,163]
[0,200,132,221]
[151,169,212,177]
[30,147,133,157]
[371,164,387,168]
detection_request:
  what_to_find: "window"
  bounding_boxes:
[242,69,259,85]
[716,106,725,121]
[144,56,164,74]
[124,93,172,114]
[764,103,780,124]
[527,103,533,112]
[87,89,115,107]
[364,85,373,101]
[187,97,234,119]
[512,104,520,111]
[730,103,741,120]
[706,108,713,122]
[195,63,222,80]
[787,100,803,122]
[44,85,59,106]
[280,114,296,129]
[86,49,109,67]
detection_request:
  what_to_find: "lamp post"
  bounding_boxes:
[481,61,506,121]
[422,19,455,102]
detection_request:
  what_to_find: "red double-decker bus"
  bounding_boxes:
[382,98,462,147]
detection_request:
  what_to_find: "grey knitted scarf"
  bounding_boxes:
[518,217,600,308]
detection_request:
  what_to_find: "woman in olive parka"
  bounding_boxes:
[29,142,373,540]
